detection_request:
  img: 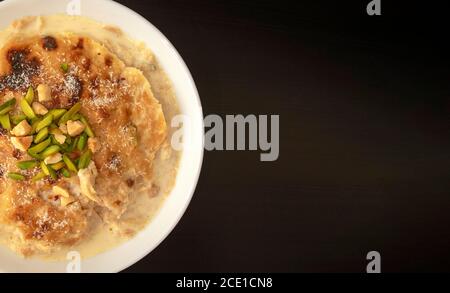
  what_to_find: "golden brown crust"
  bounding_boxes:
[0,34,167,250]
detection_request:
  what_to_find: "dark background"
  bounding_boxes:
[118,0,450,273]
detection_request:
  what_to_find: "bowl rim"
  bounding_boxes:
[0,0,204,273]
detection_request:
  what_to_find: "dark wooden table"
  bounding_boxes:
[120,0,450,272]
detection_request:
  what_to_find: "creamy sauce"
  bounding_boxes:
[0,15,181,261]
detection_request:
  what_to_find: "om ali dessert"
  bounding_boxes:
[0,15,180,259]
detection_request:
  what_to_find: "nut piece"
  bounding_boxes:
[44,152,62,165]
[10,120,32,136]
[88,137,99,153]
[59,123,68,134]
[78,162,101,203]
[37,84,52,102]
[67,120,86,137]
[53,185,70,198]
[54,134,66,144]
[61,196,76,207]
[32,102,48,115]
[10,136,33,152]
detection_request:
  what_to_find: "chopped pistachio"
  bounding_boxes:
[61,63,69,73]
[37,84,52,102]
[48,165,58,180]
[48,109,67,121]
[0,114,11,130]
[36,114,53,132]
[28,138,51,154]
[0,98,16,115]
[10,120,32,136]
[28,151,42,160]
[10,136,33,152]
[24,86,34,104]
[31,118,41,134]
[63,154,78,172]
[40,145,61,158]
[59,102,81,125]
[51,161,66,171]
[34,127,49,144]
[80,115,95,138]
[7,173,25,181]
[61,168,71,178]
[20,98,36,119]
[71,113,82,121]
[10,114,27,125]
[78,150,92,170]
[41,162,58,179]
[41,161,50,176]
[32,171,47,182]
[77,133,88,151]
[17,160,38,170]
[59,143,71,153]
[0,105,13,115]
[67,136,78,152]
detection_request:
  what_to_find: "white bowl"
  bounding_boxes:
[0,0,204,273]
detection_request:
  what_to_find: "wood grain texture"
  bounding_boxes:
[117,0,450,272]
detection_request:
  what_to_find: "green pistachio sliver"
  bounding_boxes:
[0,98,16,114]
[49,123,59,131]
[17,160,38,170]
[48,166,57,180]
[46,109,67,121]
[51,161,66,171]
[63,154,77,172]
[68,136,79,152]
[77,133,88,151]
[80,115,95,138]
[40,145,61,158]
[34,127,49,144]
[78,150,92,170]
[0,114,11,130]
[24,86,34,104]
[0,105,14,115]
[20,98,36,119]
[61,168,71,178]
[28,138,51,154]
[60,142,71,153]
[7,173,25,181]
[11,114,27,125]
[61,63,69,73]
[32,171,47,182]
[59,102,81,125]
[28,151,42,160]
[31,118,41,134]
[40,161,50,176]
[36,114,53,132]
[71,113,82,121]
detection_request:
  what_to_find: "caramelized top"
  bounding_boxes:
[0,35,167,247]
